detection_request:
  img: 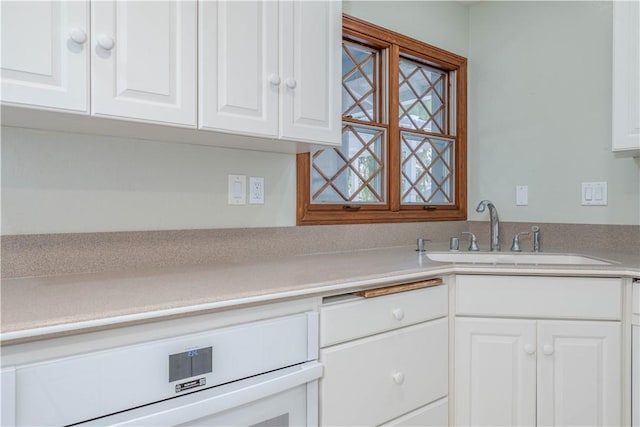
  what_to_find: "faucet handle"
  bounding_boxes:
[510,232,530,252]
[461,232,479,251]
[531,226,541,252]
[416,238,431,252]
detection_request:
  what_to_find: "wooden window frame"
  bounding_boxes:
[297,15,467,225]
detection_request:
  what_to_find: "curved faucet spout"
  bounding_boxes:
[475,200,500,251]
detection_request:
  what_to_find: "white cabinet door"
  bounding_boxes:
[612,0,640,153]
[199,0,279,137]
[279,0,341,145]
[537,320,621,427]
[455,317,537,426]
[91,1,197,126]
[1,0,88,112]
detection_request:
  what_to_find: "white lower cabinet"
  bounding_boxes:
[454,275,623,427]
[319,284,448,426]
[456,318,621,426]
[455,318,537,426]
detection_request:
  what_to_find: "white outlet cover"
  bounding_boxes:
[249,176,265,204]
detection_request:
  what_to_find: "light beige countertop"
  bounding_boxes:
[2,246,639,344]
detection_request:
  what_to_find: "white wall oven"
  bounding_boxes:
[2,313,321,426]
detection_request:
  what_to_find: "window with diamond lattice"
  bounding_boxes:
[296,15,467,225]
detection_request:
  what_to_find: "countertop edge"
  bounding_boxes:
[2,257,639,345]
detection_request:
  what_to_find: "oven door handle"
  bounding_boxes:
[82,362,323,426]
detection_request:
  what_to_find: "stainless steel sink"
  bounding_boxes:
[425,251,614,265]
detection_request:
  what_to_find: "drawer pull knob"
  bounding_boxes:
[391,308,405,320]
[543,344,554,356]
[524,344,535,355]
[392,372,405,384]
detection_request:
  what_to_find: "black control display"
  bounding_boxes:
[169,346,213,382]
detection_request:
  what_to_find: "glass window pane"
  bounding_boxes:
[311,124,386,204]
[398,57,447,134]
[400,132,454,205]
[342,42,378,122]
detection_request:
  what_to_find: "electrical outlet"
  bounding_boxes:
[249,176,265,204]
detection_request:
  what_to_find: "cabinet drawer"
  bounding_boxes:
[320,318,448,426]
[321,284,447,347]
[381,398,448,427]
[456,275,621,320]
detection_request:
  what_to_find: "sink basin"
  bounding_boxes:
[425,251,614,265]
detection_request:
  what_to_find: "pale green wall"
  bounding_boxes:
[1,127,296,234]
[2,1,638,234]
[343,0,469,57]
[467,1,639,225]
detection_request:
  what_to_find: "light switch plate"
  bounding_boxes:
[516,185,528,206]
[228,175,246,205]
[581,181,607,206]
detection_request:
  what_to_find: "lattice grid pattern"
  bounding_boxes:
[398,57,447,134]
[400,132,454,204]
[342,42,378,122]
[311,124,386,203]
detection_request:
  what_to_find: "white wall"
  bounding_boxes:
[467,1,640,225]
[1,127,296,234]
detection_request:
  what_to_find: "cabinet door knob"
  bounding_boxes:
[285,78,297,89]
[69,27,87,44]
[392,371,405,384]
[543,344,554,356]
[391,308,405,321]
[524,344,535,355]
[269,74,281,86]
[96,34,115,51]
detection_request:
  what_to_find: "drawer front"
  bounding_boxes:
[456,275,621,320]
[320,318,448,426]
[381,397,448,427]
[321,284,447,347]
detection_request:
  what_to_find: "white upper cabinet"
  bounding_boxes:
[200,0,341,146]
[1,1,89,112]
[199,0,279,137]
[91,1,197,126]
[279,0,341,145]
[612,0,640,153]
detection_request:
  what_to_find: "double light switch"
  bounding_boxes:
[581,182,608,206]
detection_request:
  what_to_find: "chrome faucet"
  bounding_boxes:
[475,200,500,251]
